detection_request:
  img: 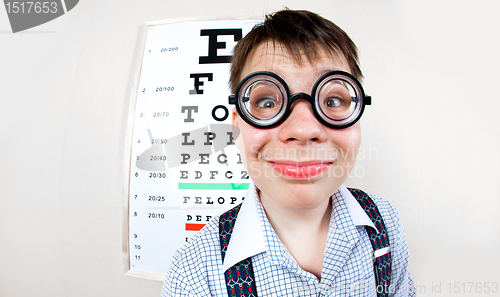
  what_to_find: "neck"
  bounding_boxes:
[258,190,332,237]
[258,190,332,280]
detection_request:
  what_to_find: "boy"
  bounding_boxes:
[162,9,414,296]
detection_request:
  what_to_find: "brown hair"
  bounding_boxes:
[229,9,363,93]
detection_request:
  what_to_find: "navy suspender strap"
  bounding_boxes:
[219,204,258,297]
[219,188,391,297]
[348,188,392,297]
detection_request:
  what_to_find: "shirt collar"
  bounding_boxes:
[221,182,376,272]
[221,181,266,272]
[339,185,377,232]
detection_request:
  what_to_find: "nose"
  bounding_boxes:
[277,100,328,144]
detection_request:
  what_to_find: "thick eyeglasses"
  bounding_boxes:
[229,71,371,129]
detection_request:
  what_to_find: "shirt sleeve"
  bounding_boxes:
[160,249,197,297]
[160,218,224,297]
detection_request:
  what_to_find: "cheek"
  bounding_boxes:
[330,124,361,161]
[236,122,274,161]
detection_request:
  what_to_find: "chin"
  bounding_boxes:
[272,182,333,209]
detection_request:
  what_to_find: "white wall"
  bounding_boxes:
[1,0,498,296]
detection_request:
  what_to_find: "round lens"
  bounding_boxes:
[238,75,286,125]
[315,74,363,126]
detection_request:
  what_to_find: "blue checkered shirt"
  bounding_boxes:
[161,183,415,296]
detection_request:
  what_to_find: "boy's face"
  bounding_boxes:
[232,42,361,211]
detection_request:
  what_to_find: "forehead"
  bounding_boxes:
[241,42,350,80]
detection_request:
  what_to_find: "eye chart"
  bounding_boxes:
[127,19,260,278]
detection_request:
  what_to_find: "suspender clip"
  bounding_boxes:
[373,246,391,260]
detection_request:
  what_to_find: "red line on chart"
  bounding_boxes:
[185,223,205,231]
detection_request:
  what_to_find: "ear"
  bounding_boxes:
[231,107,242,149]
[231,107,239,129]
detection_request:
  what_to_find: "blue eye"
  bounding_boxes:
[324,97,343,108]
[256,98,277,109]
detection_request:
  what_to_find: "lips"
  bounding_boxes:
[269,161,331,179]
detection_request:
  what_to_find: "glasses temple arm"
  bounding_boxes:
[352,96,372,105]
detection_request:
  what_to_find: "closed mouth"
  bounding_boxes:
[268,161,332,179]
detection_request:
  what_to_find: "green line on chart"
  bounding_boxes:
[178,183,250,190]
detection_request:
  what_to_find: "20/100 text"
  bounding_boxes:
[156,86,174,92]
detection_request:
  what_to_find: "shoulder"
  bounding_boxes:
[364,191,415,295]
[169,215,221,274]
[364,192,405,240]
[161,214,223,296]
[347,188,404,241]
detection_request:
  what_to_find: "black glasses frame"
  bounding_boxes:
[229,70,371,129]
